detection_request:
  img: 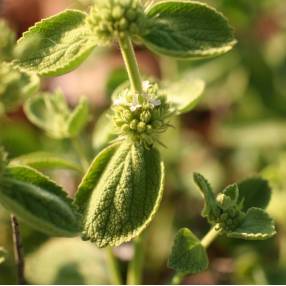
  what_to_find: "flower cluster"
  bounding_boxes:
[86,0,145,45]
[213,193,245,232]
[112,81,172,148]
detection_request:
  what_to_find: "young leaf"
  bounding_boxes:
[222,183,239,202]
[67,97,89,137]
[0,20,16,61]
[0,62,39,113]
[165,78,205,114]
[14,10,96,76]
[24,91,69,138]
[75,142,165,248]
[142,1,236,59]
[10,152,82,173]
[193,173,219,220]
[0,247,7,264]
[237,177,271,211]
[227,208,276,240]
[0,165,80,236]
[92,111,116,151]
[168,228,208,274]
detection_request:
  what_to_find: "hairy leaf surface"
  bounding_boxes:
[0,165,80,236]
[0,62,39,113]
[165,78,205,114]
[193,173,219,220]
[142,1,236,58]
[168,228,208,274]
[227,208,276,240]
[11,152,82,173]
[67,97,89,137]
[237,177,271,211]
[75,142,165,247]
[14,10,96,76]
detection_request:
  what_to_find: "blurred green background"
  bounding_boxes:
[1,0,286,284]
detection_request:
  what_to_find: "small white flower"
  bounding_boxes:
[113,97,125,106]
[142,80,152,91]
[150,98,161,107]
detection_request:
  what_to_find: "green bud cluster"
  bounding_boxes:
[212,194,245,232]
[112,81,171,148]
[86,0,146,45]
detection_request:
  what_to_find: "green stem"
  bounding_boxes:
[171,227,220,285]
[71,137,89,172]
[106,247,123,285]
[11,215,26,285]
[118,35,143,98]
[127,236,144,285]
[201,226,220,249]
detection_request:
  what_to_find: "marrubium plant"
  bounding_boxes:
[0,0,276,284]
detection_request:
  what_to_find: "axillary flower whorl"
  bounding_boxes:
[214,193,245,232]
[86,0,146,45]
[112,81,172,148]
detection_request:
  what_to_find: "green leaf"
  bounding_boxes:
[92,111,116,151]
[10,152,82,173]
[165,78,205,114]
[0,165,80,236]
[142,1,236,59]
[193,173,219,220]
[222,183,239,202]
[0,62,40,113]
[0,247,7,264]
[24,90,88,139]
[75,142,165,248]
[67,97,89,137]
[24,91,69,138]
[237,177,271,211]
[14,10,96,77]
[227,208,276,240]
[0,20,16,61]
[168,228,208,274]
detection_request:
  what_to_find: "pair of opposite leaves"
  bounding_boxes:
[1,1,236,247]
[0,141,163,248]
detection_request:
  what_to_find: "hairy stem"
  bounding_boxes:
[127,235,144,285]
[201,226,220,249]
[118,35,143,98]
[10,215,26,285]
[106,247,123,285]
[171,226,220,285]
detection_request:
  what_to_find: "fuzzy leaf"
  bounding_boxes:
[165,78,205,114]
[237,177,271,211]
[14,10,96,76]
[0,247,7,264]
[75,142,165,248]
[227,208,276,240]
[10,152,82,173]
[92,112,116,151]
[0,20,16,61]
[168,228,208,274]
[0,62,39,113]
[193,173,219,220]
[142,1,236,59]
[67,97,89,137]
[222,183,239,202]
[0,165,80,236]
[24,90,87,139]
[24,91,69,138]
